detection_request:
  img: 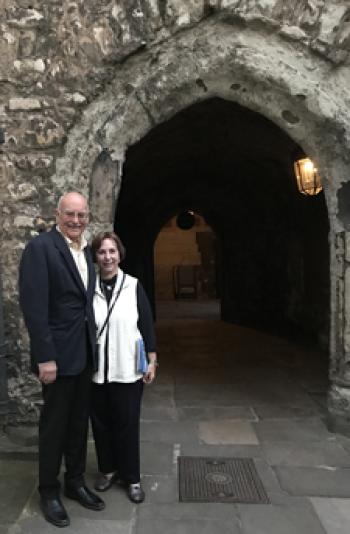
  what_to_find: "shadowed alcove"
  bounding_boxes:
[115,97,329,346]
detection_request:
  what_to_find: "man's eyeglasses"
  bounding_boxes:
[60,210,89,221]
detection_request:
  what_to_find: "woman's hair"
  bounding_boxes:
[91,231,126,262]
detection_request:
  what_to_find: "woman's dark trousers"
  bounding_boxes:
[91,380,144,484]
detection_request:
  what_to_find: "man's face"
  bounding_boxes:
[56,193,89,242]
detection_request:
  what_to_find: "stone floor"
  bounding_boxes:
[2,301,350,533]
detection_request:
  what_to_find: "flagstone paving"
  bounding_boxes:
[1,304,350,533]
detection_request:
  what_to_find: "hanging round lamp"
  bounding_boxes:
[176,210,195,230]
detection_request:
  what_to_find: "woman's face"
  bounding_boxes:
[96,238,120,278]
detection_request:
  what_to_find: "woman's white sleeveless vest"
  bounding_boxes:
[93,270,143,384]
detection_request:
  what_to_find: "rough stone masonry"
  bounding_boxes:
[1,0,350,430]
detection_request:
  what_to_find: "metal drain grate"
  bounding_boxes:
[178,456,270,504]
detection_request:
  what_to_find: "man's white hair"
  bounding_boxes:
[57,192,88,211]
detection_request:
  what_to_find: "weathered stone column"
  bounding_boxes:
[0,261,9,416]
[89,149,123,233]
[328,231,350,435]
[0,131,9,417]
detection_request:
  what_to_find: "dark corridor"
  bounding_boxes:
[115,98,329,347]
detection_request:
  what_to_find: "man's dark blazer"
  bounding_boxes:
[19,225,97,375]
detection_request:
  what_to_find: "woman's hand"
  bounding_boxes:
[143,352,158,384]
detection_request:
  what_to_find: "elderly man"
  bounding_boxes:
[19,192,104,527]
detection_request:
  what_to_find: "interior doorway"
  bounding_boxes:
[154,211,220,320]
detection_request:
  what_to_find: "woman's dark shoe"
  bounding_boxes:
[40,495,70,528]
[94,472,117,492]
[128,483,145,504]
[64,485,105,511]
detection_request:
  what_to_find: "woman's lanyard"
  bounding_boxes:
[96,272,126,342]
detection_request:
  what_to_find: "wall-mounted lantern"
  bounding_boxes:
[294,157,322,196]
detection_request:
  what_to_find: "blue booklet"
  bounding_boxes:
[136,339,148,373]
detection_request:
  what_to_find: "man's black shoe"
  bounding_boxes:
[64,485,105,511]
[40,496,70,528]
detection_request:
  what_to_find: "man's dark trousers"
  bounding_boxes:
[39,361,92,496]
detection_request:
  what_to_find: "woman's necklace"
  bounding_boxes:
[104,282,114,292]
[100,274,117,301]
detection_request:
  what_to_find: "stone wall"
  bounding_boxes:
[1,0,350,423]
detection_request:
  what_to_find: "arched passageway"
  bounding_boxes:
[52,15,350,432]
[115,98,329,345]
[1,2,349,432]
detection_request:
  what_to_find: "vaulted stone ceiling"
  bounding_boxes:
[117,97,301,238]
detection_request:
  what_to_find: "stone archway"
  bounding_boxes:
[51,17,350,433]
[55,16,350,199]
[115,96,330,342]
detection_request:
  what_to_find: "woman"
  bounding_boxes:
[91,231,157,503]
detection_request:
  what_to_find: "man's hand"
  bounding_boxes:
[38,361,57,385]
